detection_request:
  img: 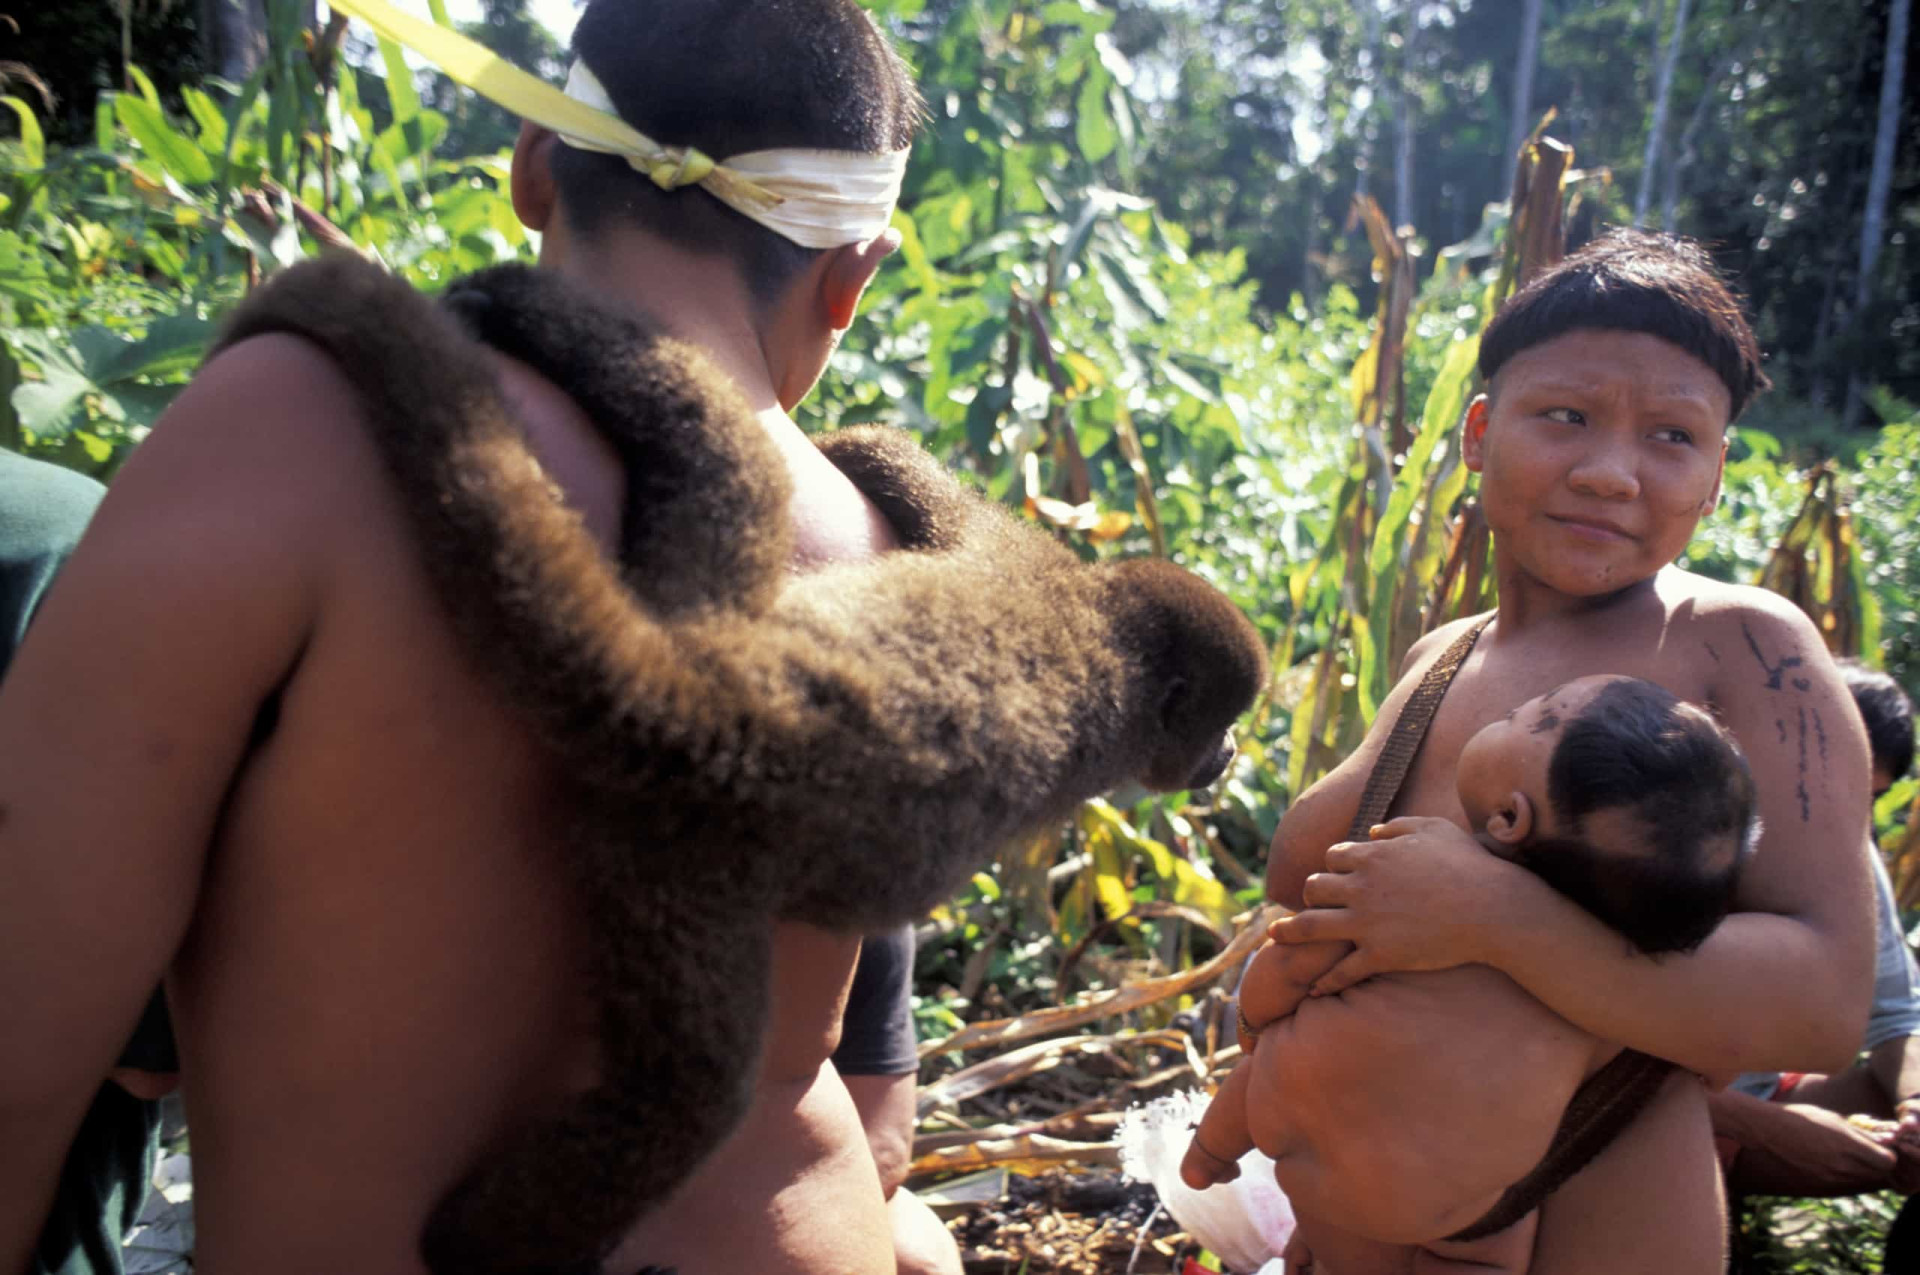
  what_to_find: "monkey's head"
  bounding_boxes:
[1102,559,1268,792]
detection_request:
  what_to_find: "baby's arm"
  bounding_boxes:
[1182,1053,1257,1188]
[1235,936,1348,1051]
[1180,938,1350,1189]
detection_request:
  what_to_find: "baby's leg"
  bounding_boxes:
[1181,1058,1258,1189]
[1413,1211,1537,1275]
[1237,937,1349,1052]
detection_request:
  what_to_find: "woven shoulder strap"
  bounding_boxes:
[1346,615,1493,841]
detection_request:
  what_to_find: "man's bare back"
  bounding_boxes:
[0,330,901,1275]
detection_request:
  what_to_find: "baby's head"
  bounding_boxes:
[1457,675,1757,955]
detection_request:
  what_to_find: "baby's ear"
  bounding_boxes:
[1484,791,1536,845]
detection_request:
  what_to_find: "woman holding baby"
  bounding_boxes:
[1226,230,1876,1273]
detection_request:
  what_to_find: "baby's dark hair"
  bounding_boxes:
[1837,658,1915,785]
[1516,678,1756,956]
[553,0,923,303]
[1479,229,1770,422]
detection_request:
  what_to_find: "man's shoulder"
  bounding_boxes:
[142,332,396,507]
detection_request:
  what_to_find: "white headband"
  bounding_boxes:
[559,62,909,250]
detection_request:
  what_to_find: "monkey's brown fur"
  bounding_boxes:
[210,255,1268,1275]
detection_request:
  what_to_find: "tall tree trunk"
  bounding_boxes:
[1392,0,1417,229]
[1503,0,1545,197]
[200,0,271,83]
[1660,54,1729,232]
[1846,0,1911,425]
[1353,0,1383,202]
[1635,0,1693,226]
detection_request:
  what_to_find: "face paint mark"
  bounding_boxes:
[1796,704,1811,823]
[1530,712,1562,735]
[1742,620,1807,692]
[1776,718,1788,746]
[1704,641,1721,664]
[1813,707,1829,767]
[1792,677,1812,692]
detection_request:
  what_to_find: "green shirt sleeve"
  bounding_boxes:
[0,447,106,674]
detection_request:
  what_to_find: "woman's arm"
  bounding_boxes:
[1272,599,1875,1077]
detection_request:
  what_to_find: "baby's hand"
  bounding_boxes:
[1179,1130,1243,1190]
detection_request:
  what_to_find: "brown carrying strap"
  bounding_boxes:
[1443,1048,1675,1242]
[1345,615,1492,841]
[1336,612,1676,1241]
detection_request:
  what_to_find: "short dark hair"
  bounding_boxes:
[552,0,923,302]
[1479,229,1771,422]
[1839,658,1916,784]
[1516,678,1756,956]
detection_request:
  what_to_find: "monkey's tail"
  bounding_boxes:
[420,838,772,1275]
[208,254,720,796]
[442,265,795,622]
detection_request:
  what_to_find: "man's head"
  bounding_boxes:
[1837,658,1916,798]
[1462,232,1768,597]
[1459,674,1755,955]
[509,0,922,405]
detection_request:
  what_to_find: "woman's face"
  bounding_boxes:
[1464,328,1732,598]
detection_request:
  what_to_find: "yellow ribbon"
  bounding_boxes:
[325,0,779,206]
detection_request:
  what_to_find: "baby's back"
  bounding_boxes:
[1248,962,1609,1244]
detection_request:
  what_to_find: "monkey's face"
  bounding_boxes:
[1144,680,1239,792]
[1180,726,1239,790]
[1106,559,1268,794]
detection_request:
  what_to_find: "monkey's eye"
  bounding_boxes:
[1158,676,1190,725]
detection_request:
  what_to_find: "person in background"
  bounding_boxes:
[1709,659,1920,1199]
[0,446,176,1275]
[833,926,965,1275]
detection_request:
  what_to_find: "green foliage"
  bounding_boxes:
[1,1,1913,1042]
[0,12,527,476]
[1735,1192,1899,1274]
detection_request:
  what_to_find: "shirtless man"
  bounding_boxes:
[0,2,925,1272]
[1184,675,1757,1272]
[1263,229,1876,1273]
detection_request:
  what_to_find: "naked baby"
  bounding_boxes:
[1181,674,1758,1272]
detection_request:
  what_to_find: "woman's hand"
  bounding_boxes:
[1266,816,1541,996]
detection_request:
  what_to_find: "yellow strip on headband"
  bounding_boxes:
[325,0,780,209]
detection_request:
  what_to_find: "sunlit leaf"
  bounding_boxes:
[0,96,44,169]
[114,95,214,185]
[378,35,422,124]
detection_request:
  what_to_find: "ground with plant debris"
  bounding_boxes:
[943,1170,1205,1275]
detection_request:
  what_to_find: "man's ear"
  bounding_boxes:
[819,229,901,331]
[510,122,560,233]
[1483,791,1536,845]
[1461,395,1491,473]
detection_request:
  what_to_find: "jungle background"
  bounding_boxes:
[2,0,1917,1270]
